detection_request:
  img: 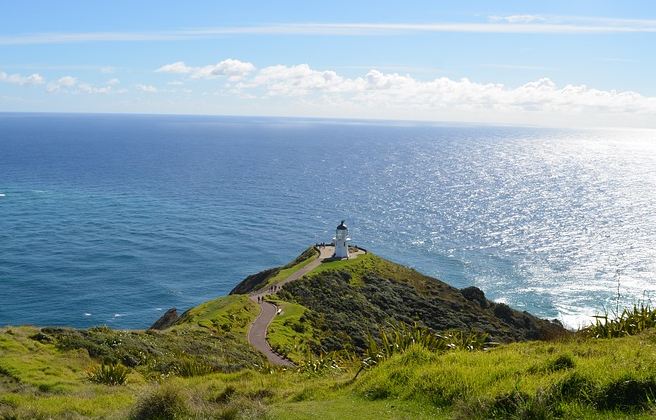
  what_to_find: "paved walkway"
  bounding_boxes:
[247,245,364,366]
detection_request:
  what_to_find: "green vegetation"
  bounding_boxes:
[274,253,564,356]
[4,319,656,419]
[583,304,656,338]
[266,299,316,362]
[3,249,656,418]
[363,322,489,365]
[86,363,130,386]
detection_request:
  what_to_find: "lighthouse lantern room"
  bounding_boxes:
[333,220,351,259]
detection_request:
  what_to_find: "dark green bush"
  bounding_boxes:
[494,303,514,323]
[486,389,559,420]
[598,377,656,411]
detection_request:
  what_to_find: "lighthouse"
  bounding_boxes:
[333,220,351,259]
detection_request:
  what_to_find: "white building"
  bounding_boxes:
[333,220,351,259]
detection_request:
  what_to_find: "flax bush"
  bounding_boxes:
[584,304,656,339]
[86,362,129,386]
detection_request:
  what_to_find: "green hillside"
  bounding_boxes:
[232,251,567,358]
[2,248,655,419]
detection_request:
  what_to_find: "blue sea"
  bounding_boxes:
[1,113,655,330]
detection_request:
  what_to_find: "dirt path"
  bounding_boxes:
[247,245,364,366]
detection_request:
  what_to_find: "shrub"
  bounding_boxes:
[176,358,214,377]
[461,286,488,308]
[545,354,575,372]
[130,383,189,420]
[212,385,237,404]
[86,363,129,386]
[597,377,656,411]
[364,322,489,365]
[552,372,596,403]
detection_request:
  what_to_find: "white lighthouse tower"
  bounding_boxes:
[333,220,351,259]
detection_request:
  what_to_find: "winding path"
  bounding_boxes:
[247,245,364,366]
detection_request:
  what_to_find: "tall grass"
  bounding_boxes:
[295,350,359,375]
[176,359,214,377]
[130,382,191,420]
[351,322,489,381]
[363,322,489,365]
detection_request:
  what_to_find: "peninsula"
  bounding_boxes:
[1,236,655,419]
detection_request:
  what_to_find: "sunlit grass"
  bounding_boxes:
[267,255,318,285]
[267,299,315,362]
[174,294,258,334]
[5,250,656,419]
[4,322,656,418]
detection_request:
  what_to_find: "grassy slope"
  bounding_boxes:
[0,295,265,418]
[2,249,656,418]
[270,329,656,420]
[4,324,655,419]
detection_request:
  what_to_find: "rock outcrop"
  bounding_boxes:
[149,308,178,330]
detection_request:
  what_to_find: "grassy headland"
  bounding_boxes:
[1,248,655,419]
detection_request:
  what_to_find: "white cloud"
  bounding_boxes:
[77,83,113,94]
[46,76,78,93]
[0,71,44,86]
[101,66,116,74]
[167,80,184,86]
[156,61,193,74]
[105,78,120,85]
[192,59,257,79]
[59,76,77,87]
[136,84,158,93]
[251,64,346,96]
[489,15,547,24]
[157,59,256,81]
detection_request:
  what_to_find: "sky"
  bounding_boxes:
[1,0,656,128]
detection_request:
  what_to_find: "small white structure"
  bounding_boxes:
[333,220,351,259]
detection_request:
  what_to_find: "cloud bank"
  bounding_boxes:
[9,59,656,127]
[153,60,654,126]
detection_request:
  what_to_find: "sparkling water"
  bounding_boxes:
[1,113,655,329]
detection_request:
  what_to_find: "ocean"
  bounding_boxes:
[1,113,655,330]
